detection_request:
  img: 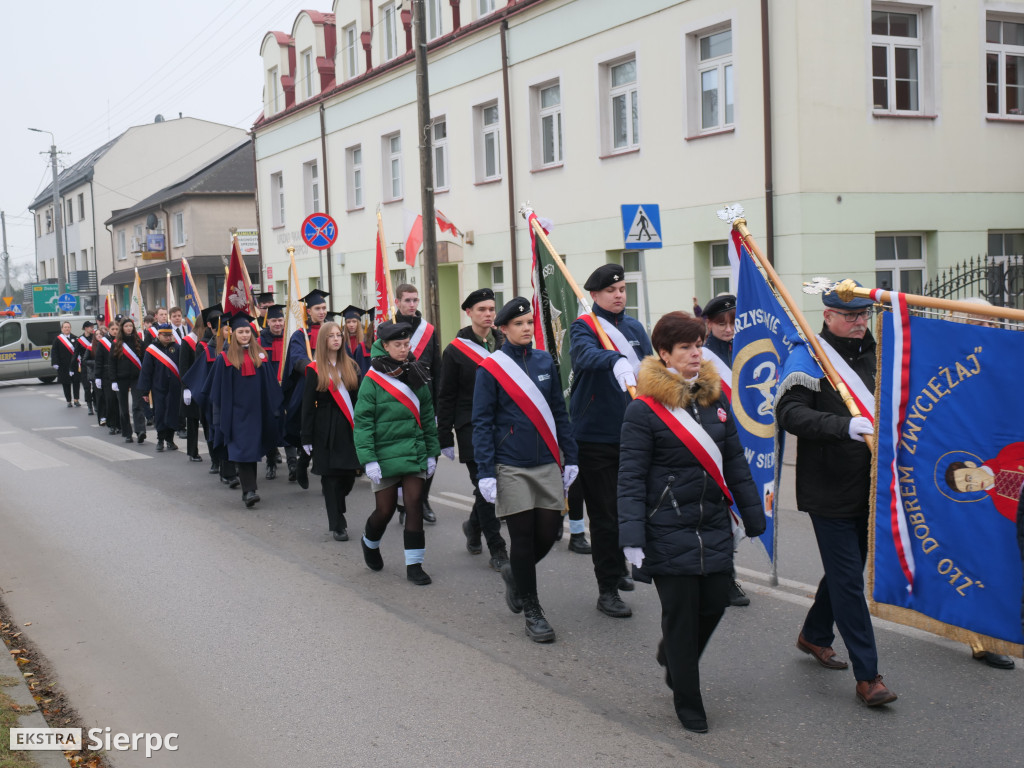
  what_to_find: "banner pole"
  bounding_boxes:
[288,247,312,362]
[833,280,1024,324]
[377,209,396,322]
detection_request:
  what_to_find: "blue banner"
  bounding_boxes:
[874,310,1024,648]
[181,261,202,330]
[731,233,798,562]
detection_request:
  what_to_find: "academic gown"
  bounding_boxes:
[206,352,283,463]
[281,325,319,445]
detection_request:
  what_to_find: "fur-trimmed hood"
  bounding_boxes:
[635,355,722,409]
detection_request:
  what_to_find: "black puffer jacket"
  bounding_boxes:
[618,357,764,581]
[775,326,875,518]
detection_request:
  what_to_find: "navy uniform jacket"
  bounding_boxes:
[346,340,371,376]
[704,333,733,367]
[205,351,283,463]
[568,304,652,444]
[137,341,182,430]
[471,340,577,480]
[437,325,503,461]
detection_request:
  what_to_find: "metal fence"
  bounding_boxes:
[922,254,1024,309]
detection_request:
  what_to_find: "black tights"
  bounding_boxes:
[505,507,562,597]
[366,477,425,540]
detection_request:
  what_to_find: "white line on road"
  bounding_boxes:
[0,431,15,435]
[429,497,474,513]
[56,436,152,462]
[437,491,475,503]
[32,426,78,431]
[0,442,68,470]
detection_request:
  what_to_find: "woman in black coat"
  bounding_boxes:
[51,320,81,407]
[106,318,147,443]
[618,311,764,734]
[301,322,362,541]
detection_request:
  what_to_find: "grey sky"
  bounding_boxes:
[1,0,318,272]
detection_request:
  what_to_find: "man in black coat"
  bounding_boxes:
[437,288,508,569]
[775,283,897,707]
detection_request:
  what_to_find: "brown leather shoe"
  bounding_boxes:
[856,675,898,707]
[796,634,849,670]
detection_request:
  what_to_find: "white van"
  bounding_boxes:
[0,315,96,383]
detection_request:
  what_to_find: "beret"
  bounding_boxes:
[376,321,413,341]
[822,281,873,310]
[461,287,495,311]
[495,297,532,327]
[703,294,736,318]
[584,264,625,291]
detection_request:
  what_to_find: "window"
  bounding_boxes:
[28,321,60,348]
[80,249,89,271]
[117,230,127,261]
[351,272,368,308]
[621,250,645,321]
[132,223,143,252]
[268,66,280,113]
[989,231,1024,309]
[875,234,925,293]
[40,261,46,280]
[986,16,1024,118]
[65,198,73,225]
[45,207,53,234]
[600,56,639,153]
[270,172,285,227]
[346,146,364,209]
[871,7,923,113]
[427,0,444,39]
[0,321,21,348]
[432,118,449,191]
[390,269,407,288]
[710,241,733,296]
[304,160,320,214]
[173,212,186,246]
[381,2,398,62]
[68,253,77,272]
[697,27,734,131]
[478,0,496,17]
[533,81,563,167]
[343,23,358,80]
[383,133,403,201]
[474,101,501,181]
[35,212,41,238]
[301,48,314,100]
[491,263,505,306]
[77,193,85,220]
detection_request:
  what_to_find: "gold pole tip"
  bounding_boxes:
[834,279,859,303]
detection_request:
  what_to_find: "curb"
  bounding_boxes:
[1,643,70,768]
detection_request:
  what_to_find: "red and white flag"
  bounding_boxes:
[403,210,423,269]
[374,222,393,331]
[435,209,460,237]
[224,236,254,316]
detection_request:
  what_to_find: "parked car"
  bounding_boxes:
[0,315,95,383]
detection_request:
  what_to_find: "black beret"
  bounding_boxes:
[461,287,495,311]
[495,297,532,327]
[703,294,736,318]
[376,321,412,342]
[584,264,625,291]
[822,280,873,310]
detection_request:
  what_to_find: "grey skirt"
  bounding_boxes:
[496,462,563,518]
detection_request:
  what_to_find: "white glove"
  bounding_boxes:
[441,447,456,461]
[95,379,102,388]
[612,358,637,392]
[303,444,312,455]
[53,364,59,370]
[848,416,873,442]
[479,477,497,504]
[182,388,192,406]
[562,464,579,492]
[365,461,382,484]
[112,382,119,392]
[427,457,437,478]
[623,546,645,569]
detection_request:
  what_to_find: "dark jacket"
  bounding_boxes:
[569,304,652,444]
[395,310,441,406]
[93,337,110,384]
[618,357,764,581]
[704,333,732,366]
[106,338,144,388]
[300,363,361,474]
[259,326,287,369]
[50,333,79,383]
[436,325,503,461]
[346,340,371,376]
[471,340,578,479]
[775,325,875,518]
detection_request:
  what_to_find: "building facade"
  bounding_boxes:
[253,0,1024,345]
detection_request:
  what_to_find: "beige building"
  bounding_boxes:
[253,0,1024,345]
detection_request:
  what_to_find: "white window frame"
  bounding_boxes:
[346,145,364,210]
[45,208,53,234]
[871,4,927,115]
[65,198,73,225]
[490,262,506,307]
[427,0,444,40]
[117,230,127,261]
[381,2,398,63]
[431,117,449,192]
[270,172,285,227]
[343,23,358,80]
[478,0,496,19]
[875,233,926,294]
[268,66,280,113]
[173,212,186,247]
[351,272,368,308]
[77,193,85,220]
[132,223,143,253]
[383,132,403,201]
[599,54,639,154]
[303,160,320,215]
[531,79,563,168]
[986,14,1024,119]
[474,100,502,182]
[621,250,646,322]
[301,48,314,100]
[709,240,734,296]
[694,24,734,133]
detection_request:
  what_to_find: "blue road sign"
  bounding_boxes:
[10,304,22,316]
[57,293,77,312]
[621,204,663,249]
[301,213,339,251]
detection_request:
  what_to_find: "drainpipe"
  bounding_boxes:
[760,0,775,266]
[500,19,519,295]
[251,133,265,303]
[320,105,334,296]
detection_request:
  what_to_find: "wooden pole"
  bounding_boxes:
[377,209,396,322]
[833,279,1024,323]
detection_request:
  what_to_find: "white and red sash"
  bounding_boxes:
[816,335,875,424]
[121,345,143,371]
[77,337,93,353]
[481,350,561,468]
[451,336,491,365]
[638,395,734,505]
[701,347,732,402]
[99,337,112,352]
[308,361,355,428]
[55,334,75,355]
[367,367,421,426]
[145,344,180,380]
[148,327,159,340]
[410,320,435,360]
[183,332,198,351]
[577,312,640,374]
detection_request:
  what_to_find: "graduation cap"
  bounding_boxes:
[301,289,330,307]
[264,304,285,320]
[256,292,275,306]
[201,304,224,326]
[227,312,256,330]
[339,305,367,320]
[324,310,342,323]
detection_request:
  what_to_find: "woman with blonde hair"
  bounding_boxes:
[301,321,362,541]
[205,312,283,508]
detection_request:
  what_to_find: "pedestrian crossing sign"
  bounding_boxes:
[621,204,662,249]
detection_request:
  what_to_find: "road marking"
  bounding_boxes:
[429,498,474,513]
[437,491,475,504]
[32,426,78,431]
[0,443,68,470]
[0,431,16,435]
[56,436,152,462]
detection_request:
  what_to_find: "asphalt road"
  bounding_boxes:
[0,378,1020,768]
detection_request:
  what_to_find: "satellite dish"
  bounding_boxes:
[146,213,159,230]
[154,114,165,123]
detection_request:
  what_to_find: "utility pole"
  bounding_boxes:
[1,211,12,299]
[413,0,440,331]
[29,128,67,293]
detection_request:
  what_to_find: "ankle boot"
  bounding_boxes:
[403,530,429,584]
[521,594,555,643]
[500,563,523,614]
[406,563,432,585]
[361,526,384,571]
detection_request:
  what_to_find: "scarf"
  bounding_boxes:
[370,354,431,391]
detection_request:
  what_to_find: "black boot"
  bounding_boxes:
[403,531,429,584]
[500,562,523,614]
[243,491,260,508]
[361,523,384,571]
[421,499,436,524]
[265,461,277,480]
[462,519,482,555]
[406,563,432,585]
[156,439,165,452]
[568,532,592,554]
[521,595,555,643]
[728,580,750,607]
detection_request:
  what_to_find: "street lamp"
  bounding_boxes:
[28,127,67,295]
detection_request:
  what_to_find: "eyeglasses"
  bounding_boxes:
[709,317,735,327]
[829,309,872,323]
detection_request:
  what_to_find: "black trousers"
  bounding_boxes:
[237,462,257,494]
[117,386,145,437]
[321,471,356,533]
[465,460,506,555]
[578,441,627,592]
[104,385,120,430]
[82,361,95,406]
[567,478,584,522]
[185,416,203,458]
[801,513,878,681]
[653,571,731,725]
[61,376,81,403]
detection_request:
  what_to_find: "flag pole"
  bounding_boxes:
[732,216,874,452]
[832,280,1024,324]
[288,247,312,361]
[521,205,637,398]
[377,209,396,322]
[180,256,205,320]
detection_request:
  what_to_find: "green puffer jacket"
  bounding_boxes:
[353,340,440,477]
